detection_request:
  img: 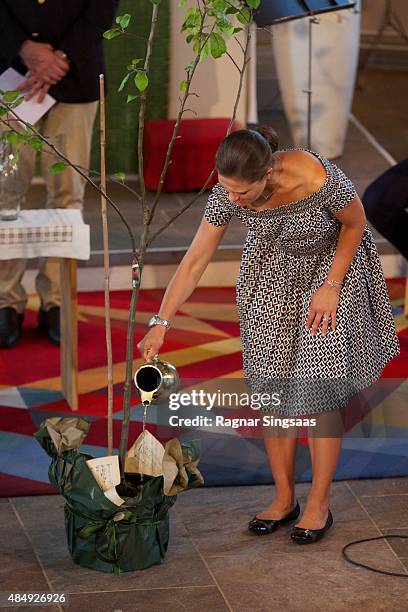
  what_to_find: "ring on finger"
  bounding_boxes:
[322,315,330,321]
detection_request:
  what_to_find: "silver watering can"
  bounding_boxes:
[134,355,179,406]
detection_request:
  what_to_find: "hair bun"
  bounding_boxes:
[254,125,279,152]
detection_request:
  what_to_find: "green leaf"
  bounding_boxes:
[225,6,238,14]
[127,59,142,71]
[118,73,130,92]
[246,0,260,9]
[216,17,234,37]
[237,7,251,24]
[27,137,43,152]
[134,72,148,92]
[212,0,227,12]
[114,171,126,182]
[12,96,24,108]
[178,0,187,5]
[199,39,211,63]
[192,35,201,56]
[126,94,138,103]
[179,80,188,92]
[233,27,243,34]
[115,13,131,28]
[3,90,21,103]
[103,28,122,40]
[49,162,68,175]
[6,131,22,145]
[210,32,227,59]
[181,7,201,31]
[150,0,161,4]
[0,107,8,117]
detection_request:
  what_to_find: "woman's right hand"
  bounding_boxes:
[137,326,167,362]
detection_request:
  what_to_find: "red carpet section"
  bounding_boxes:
[0,280,407,496]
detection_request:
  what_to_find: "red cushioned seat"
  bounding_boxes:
[143,118,238,192]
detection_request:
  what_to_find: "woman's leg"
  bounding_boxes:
[295,409,344,529]
[256,419,299,519]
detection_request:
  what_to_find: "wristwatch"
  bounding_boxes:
[148,314,171,330]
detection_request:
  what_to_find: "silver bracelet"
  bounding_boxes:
[325,279,343,289]
[148,314,171,330]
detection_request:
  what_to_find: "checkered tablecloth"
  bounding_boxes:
[0,209,90,260]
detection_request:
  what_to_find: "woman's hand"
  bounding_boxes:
[306,284,340,337]
[137,326,167,362]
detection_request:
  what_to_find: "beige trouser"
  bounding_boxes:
[0,101,98,313]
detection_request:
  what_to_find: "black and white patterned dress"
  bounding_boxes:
[203,150,400,416]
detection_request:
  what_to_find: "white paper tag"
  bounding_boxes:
[0,67,56,125]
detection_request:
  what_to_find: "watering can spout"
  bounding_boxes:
[134,356,179,405]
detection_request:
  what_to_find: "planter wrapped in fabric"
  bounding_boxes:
[34,417,203,574]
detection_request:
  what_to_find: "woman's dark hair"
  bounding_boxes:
[215,125,279,183]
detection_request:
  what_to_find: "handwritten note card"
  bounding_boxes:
[86,455,125,507]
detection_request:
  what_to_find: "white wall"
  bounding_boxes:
[168,0,249,125]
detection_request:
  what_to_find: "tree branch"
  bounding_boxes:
[0,107,137,253]
[147,22,252,246]
[119,2,159,470]
[226,51,241,72]
[147,18,216,226]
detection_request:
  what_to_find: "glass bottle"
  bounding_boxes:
[0,141,21,221]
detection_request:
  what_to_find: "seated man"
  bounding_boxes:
[362,159,408,261]
[0,0,117,348]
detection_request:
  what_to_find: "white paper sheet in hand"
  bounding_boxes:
[0,68,56,125]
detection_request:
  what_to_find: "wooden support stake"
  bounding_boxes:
[99,74,114,455]
[60,258,78,410]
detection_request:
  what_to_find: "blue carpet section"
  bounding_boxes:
[19,388,65,408]
[2,425,407,494]
[177,431,408,486]
[1,432,52,483]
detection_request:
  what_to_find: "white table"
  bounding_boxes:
[0,209,90,410]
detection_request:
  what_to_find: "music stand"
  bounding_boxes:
[253,1,356,148]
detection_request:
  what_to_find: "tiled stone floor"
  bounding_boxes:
[2,477,408,611]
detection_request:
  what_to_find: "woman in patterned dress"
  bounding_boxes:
[138,127,400,544]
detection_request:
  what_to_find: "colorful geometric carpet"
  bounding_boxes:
[0,280,407,497]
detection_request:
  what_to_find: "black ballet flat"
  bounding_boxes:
[248,500,300,535]
[290,509,333,544]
